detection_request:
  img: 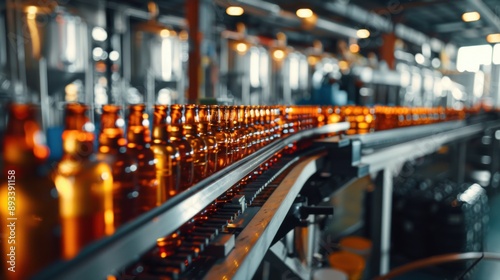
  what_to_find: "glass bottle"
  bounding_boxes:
[184,105,208,183]
[253,106,264,149]
[209,105,229,170]
[0,104,60,279]
[127,104,158,214]
[263,106,274,145]
[228,106,242,161]
[97,105,139,228]
[168,105,194,190]
[236,106,248,159]
[272,106,283,140]
[198,105,218,176]
[245,106,257,154]
[151,105,180,202]
[53,103,114,260]
[221,105,234,166]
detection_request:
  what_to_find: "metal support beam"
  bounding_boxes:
[380,33,396,70]
[451,141,467,185]
[186,0,201,103]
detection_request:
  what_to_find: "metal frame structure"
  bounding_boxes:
[34,118,500,280]
[34,122,350,280]
[354,119,500,276]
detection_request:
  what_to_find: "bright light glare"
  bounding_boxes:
[415,53,425,65]
[349,44,360,53]
[26,6,38,19]
[457,44,492,72]
[273,49,285,60]
[357,29,370,39]
[487,33,500,43]
[109,51,120,61]
[93,47,104,58]
[339,60,349,71]
[226,6,244,16]
[452,87,463,100]
[236,42,248,54]
[92,27,108,42]
[462,11,480,22]
[160,29,171,38]
[296,8,313,19]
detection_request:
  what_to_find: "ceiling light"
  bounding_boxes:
[26,6,38,19]
[235,42,248,54]
[109,51,120,61]
[160,29,171,38]
[356,29,370,39]
[339,60,349,71]
[307,56,320,66]
[349,44,360,53]
[487,33,500,43]
[27,5,38,13]
[462,11,480,22]
[296,8,313,19]
[92,27,108,42]
[273,49,285,60]
[226,6,244,16]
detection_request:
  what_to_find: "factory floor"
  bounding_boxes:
[470,193,500,280]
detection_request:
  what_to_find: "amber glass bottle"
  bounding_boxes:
[151,105,180,202]
[198,105,218,176]
[97,105,139,227]
[227,106,241,162]
[168,105,194,190]
[209,105,229,170]
[263,106,274,144]
[184,105,208,183]
[235,106,248,159]
[272,106,283,140]
[254,106,264,148]
[246,106,257,153]
[127,105,158,214]
[221,105,234,165]
[0,104,60,279]
[53,103,114,260]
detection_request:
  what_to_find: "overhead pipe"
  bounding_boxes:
[108,1,188,28]
[316,0,447,52]
[214,0,359,39]
[320,0,393,33]
[467,0,500,31]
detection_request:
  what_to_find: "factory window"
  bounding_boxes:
[456,44,492,72]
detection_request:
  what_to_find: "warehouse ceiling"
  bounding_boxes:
[131,0,500,48]
[268,0,500,47]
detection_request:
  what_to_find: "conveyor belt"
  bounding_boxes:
[34,122,350,280]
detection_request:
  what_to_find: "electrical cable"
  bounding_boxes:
[373,252,500,280]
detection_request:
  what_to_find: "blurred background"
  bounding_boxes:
[1,1,500,279]
[0,0,499,139]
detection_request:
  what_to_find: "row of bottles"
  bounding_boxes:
[374,106,466,131]
[0,102,470,279]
